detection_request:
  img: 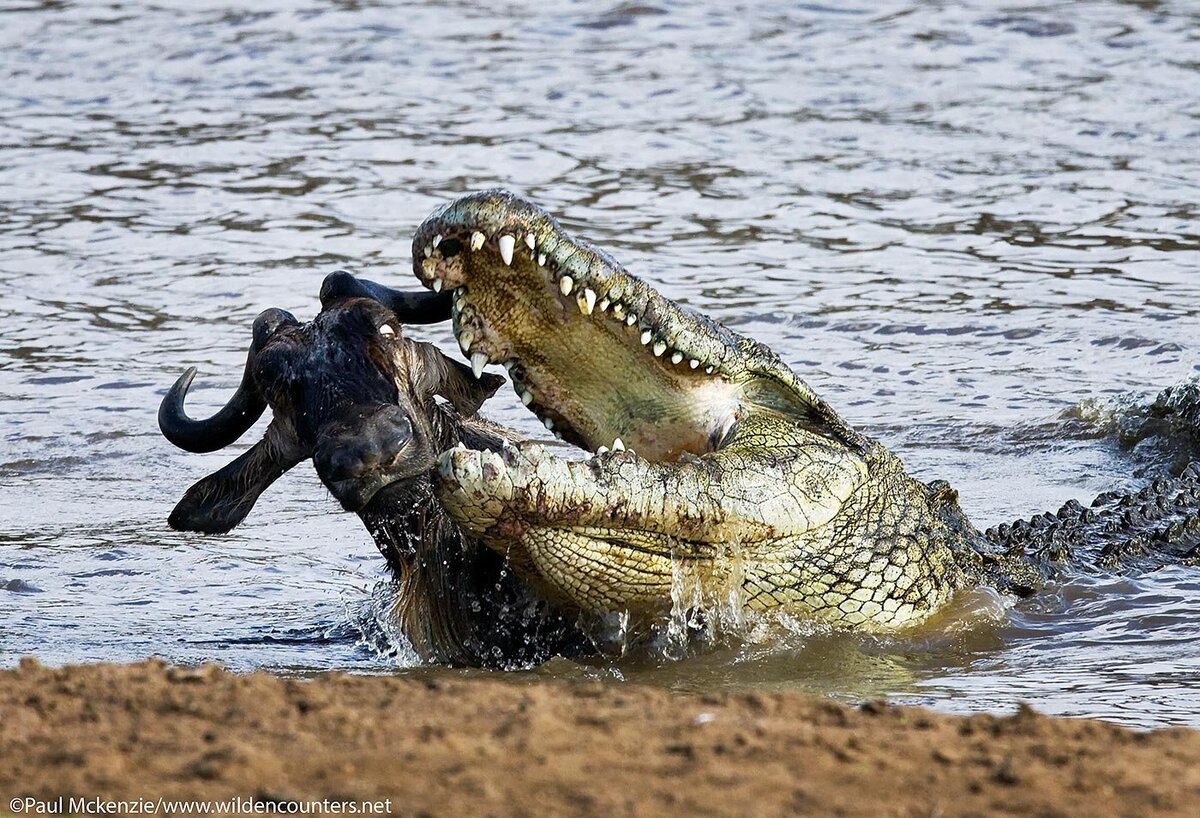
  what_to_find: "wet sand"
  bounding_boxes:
[2,659,1198,818]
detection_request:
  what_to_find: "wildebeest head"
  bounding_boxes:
[159,271,503,533]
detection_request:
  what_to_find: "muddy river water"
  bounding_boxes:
[2,0,1199,729]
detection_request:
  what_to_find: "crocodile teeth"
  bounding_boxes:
[596,445,609,455]
[423,246,432,258]
[560,275,574,296]
[431,278,443,292]
[432,234,442,248]
[689,359,700,369]
[498,234,515,266]
[471,352,488,379]
[612,438,625,451]
[579,288,597,315]
[538,252,547,267]
[625,313,638,326]
[597,298,610,313]
[520,390,533,405]
[640,330,652,345]
[543,417,554,430]
[670,351,683,364]
[502,360,514,372]
[471,231,486,251]
[705,365,715,374]
[652,340,666,357]
[458,331,474,354]
[524,233,536,251]
[612,304,626,320]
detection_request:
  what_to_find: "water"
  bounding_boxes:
[2,0,1199,729]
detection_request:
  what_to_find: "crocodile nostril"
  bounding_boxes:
[438,237,463,257]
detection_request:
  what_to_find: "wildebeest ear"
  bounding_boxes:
[408,340,504,416]
[168,428,305,534]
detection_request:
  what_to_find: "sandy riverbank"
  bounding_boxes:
[2,659,1198,817]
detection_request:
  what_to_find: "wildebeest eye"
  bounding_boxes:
[379,324,396,337]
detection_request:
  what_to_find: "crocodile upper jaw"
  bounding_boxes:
[410,189,856,460]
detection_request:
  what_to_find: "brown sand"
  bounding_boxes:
[2,659,1198,818]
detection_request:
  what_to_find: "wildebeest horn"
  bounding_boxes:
[158,308,297,453]
[320,270,451,324]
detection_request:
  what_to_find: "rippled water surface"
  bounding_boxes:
[2,0,1199,729]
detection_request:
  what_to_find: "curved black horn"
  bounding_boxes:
[320,270,451,325]
[158,308,297,453]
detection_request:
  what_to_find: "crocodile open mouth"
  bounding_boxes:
[410,190,747,461]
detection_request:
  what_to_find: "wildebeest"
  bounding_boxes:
[159,271,584,667]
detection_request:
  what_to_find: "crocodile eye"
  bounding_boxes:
[379,324,396,337]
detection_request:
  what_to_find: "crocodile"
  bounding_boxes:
[399,190,1200,631]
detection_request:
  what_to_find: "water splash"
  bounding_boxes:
[347,580,422,668]
[662,539,751,659]
[1069,376,1200,476]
